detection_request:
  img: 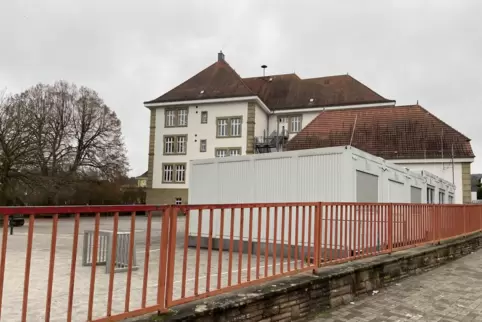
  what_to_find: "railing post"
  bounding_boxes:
[313,202,321,269]
[388,204,393,254]
[165,206,179,308]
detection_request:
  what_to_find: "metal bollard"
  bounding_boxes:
[9,216,13,235]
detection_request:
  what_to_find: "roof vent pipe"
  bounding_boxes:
[261,65,267,77]
[218,51,225,62]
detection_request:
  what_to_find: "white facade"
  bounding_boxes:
[188,146,455,205]
[148,96,398,193]
[391,159,471,204]
[151,100,250,189]
[187,146,455,250]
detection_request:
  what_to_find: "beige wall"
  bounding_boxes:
[146,188,189,205]
[462,162,471,204]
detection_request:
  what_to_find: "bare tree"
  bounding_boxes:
[0,81,129,205]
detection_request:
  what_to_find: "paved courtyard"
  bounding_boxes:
[311,249,482,322]
[0,215,292,322]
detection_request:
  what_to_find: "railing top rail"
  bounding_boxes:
[0,204,169,215]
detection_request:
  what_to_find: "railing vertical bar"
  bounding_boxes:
[124,212,136,312]
[217,208,225,289]
[264,206,270,278]
[256,207,262,279]
[238,207,244,284]
[228,208,235,286]
[67,213,80,322]
[141,211,152,308]
[165,207,178,307]
[206,208,214,292]
[280,207,286,273]
[287,206,292,271]
[247,207,253,282]
[181,209,190,298]
[87,212,101,321]
[45,214,59,322]
[157,207,171,310]
[195,209,203,295]
[0,214,9,320]
[272,207,278,276]
[301,206,306,268]
[307,206,312,266]
[294,206,299,269]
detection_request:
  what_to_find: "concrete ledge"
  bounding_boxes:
[131,232,482,322]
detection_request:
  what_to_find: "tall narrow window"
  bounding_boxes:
[230,118,241,137]
[177,136,186,154]
[201,111,208,124]
[165,110,176,127]
[290,116,302,133]
[217,119,228,137]
[175,164,186,182]
[178,109,188,126]
[200,139,207,152]
[164,136,174,154]
[163,164,174,182]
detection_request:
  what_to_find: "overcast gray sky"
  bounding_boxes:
[1,0,481,176]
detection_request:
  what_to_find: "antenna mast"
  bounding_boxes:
[349,114,358,146]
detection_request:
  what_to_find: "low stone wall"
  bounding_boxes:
[132,233,482,322]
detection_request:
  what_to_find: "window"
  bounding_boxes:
[165,108,188,127]
[230,118,241,136]
[439,190,445,204]
[215,148,241,158]
[279,117,288,123]
[290,115,302,133]
[217,117,242,137]
[162,163,186,183]
[175,197,182,205]
[427,186,435,204]
[201,111,208,124]
[448,194,454,204]
[177,136,186,154]
[163,135,187,155]
[200,139,207,152]
[178,109,188,126]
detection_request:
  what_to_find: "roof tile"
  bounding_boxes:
[285,105,474,159]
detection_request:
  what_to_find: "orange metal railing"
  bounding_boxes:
[0,202,480,321]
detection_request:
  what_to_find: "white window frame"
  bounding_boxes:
[290,115,302,133]
[178,109,188,126]
[215,147,241,158]
[201,111,208,124]
[164,135,187,155]
[165,110,176,127]
[217,116,242,137]
[162,163,186,183]
[439,190,445,204]
[427,186,435,204]
[230,118,241,137]
[200,139,207,152]
[165,108,188,127]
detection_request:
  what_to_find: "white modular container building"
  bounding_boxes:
[187,146,456,258]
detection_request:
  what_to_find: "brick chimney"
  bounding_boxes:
[218,50,225,62]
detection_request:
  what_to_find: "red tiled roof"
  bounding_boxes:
[145,55,393,110]
[285,105,474,159]
[145,60,254,104]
